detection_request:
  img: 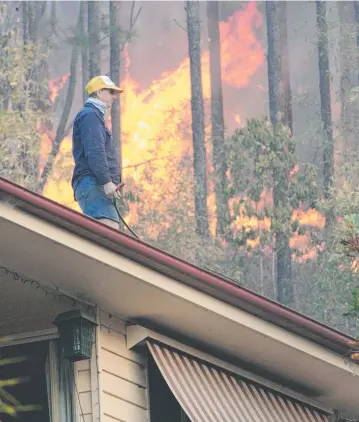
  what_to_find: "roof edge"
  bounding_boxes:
[0,177,355,355]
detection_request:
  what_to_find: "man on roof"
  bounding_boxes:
[71,75,123,230]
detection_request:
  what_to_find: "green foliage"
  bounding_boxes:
[310,151,359,331]
[0,5,53,191]
[224,116,317,250]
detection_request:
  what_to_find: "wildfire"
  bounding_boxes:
[292,208,325,229]
[219,2,263,88]
[289,164,299,179]
[39,2,326,263]
[230,195,326,261]
[234,114,241,125]
[352,259,359,273]
[48,73,70,103]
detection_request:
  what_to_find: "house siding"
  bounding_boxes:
[99,312,148,422]
[76,359,93,422]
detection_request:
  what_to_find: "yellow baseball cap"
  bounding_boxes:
[85,75,123,95]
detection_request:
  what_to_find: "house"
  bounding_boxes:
[0,175,359,422]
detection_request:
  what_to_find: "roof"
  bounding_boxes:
[0,176,355,356]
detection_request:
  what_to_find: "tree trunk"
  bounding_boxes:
[266,1,293,306]
[80,1,89,102]
[88,1,101,78]
[28,2,36,43]
[278,2,292,133]
[40,10,81,191]
[21,1,48,190]
[50,1,56,32]
[338,2,359,149]
[22,1,29,43]
[110,0,122,183]
[186,0,209,237]
[316,1,334,208]
[355,1,359,85]
[207,0,229,237]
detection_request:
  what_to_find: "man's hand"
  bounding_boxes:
[103,181,122,200]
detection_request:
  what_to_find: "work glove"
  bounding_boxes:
[103,181,122,200]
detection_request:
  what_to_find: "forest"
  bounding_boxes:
[1,0,359,338]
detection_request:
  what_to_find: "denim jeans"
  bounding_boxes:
[74,175,119,223]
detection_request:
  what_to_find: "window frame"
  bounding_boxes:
[0,329,76,422]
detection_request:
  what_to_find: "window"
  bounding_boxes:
[0,341,50,422]
[0,339,75,422]
[148,353,190,422]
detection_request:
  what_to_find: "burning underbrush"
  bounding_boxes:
[40,2,328,268]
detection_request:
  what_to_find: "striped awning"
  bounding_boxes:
[147,340,330,422]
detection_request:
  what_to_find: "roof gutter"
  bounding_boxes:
[0,177,355,355]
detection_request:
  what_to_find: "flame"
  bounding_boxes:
[42,135,81,211]
[48,73,70,103]
[352,259,359,273]
[38,125,53,176]
[229,191,325,259]
[40,3,325,263]
[234,114,241,125]
[292,208,325,229]
[219,2,263,87]
[40,72,75,206]
[290,208,326,261]
[289,164,299,178]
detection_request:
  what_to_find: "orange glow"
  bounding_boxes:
[292,208,325,229]
[289,164,299,180]
[233,214,271,231]
[228,191,325,259]
[219,2,263,87]
[290,209,326,261]
[40,2,324,263]
[290,234,316,263]
[42,3,264,219]
[352,259,359,273]
[38,123,52,177]
[42,136,81,212]
[48,73,70,103]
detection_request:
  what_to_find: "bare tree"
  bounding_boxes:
[22,1,29,42]
[316,1,334,207]
[355,1,359,85]
[207,0,229,237]
[22,1,46,44]
[27,1,36,43]
[88,1,101,78]
[110,0,122,182]
[21,1,49,190]
[80,1,89,102]
[278,2,292,132]
[39,9,81,191]
[266,1,293,306]
[338,2,359,149]
[186,0,209,237]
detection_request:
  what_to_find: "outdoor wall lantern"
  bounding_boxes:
[53,310,97,362]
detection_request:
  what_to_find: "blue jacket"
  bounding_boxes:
[71,103,121,192]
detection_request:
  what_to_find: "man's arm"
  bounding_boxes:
[80,112,111,185]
